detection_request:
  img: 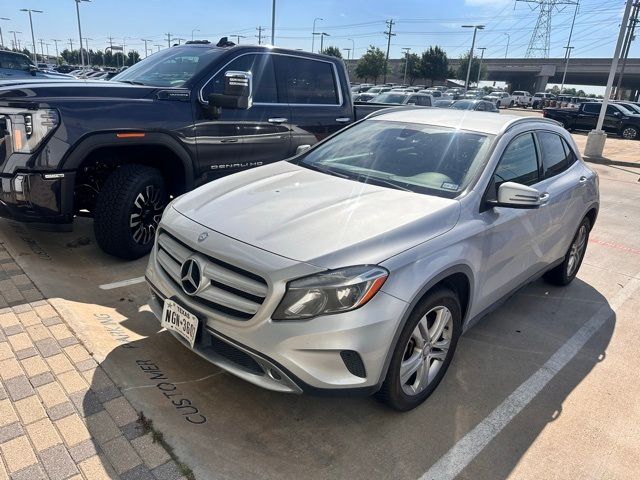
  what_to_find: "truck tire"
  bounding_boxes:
[509,100,514,108]
[94,164,167,260]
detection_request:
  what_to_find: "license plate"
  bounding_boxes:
[161,299,199,348]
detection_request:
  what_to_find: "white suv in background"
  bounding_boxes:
[512,90,533,108]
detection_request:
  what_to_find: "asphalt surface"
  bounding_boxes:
[1,124,638,480]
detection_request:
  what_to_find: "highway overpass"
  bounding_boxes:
[345,57,640,98]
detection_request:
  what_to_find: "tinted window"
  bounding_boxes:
[495,133,539,187]
[538,132,570,178]
[415,96,431,106]
[582,103,601,114]
[560,137,577,168]
[279,57,339,105]
[205,54,278,103]
[606,105,622,115]
[0,52,32,71]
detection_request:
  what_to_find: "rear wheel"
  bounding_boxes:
[376,288,461,411]
[94,164,167,259]
[544,217,590,286]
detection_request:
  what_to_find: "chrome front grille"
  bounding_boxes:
[156,230,268,321]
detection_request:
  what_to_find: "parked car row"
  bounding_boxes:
[544,101,640,140]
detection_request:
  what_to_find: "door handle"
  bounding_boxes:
[539,192,550,204]
[220,138,238,143]
[268,117,288,124]
[335,117,351,123]
[579,176,587,183]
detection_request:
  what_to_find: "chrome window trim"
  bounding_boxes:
[198,51,344,107]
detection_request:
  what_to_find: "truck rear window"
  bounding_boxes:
[279,57,339,105]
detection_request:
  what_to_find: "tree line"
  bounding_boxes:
[320,45,487,85]
[7,47,141,67]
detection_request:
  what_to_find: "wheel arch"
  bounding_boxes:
[62,132,196,200]
[375,264,474,388]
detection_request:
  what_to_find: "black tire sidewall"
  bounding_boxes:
[94,165,167,259]
[381,288,462,411]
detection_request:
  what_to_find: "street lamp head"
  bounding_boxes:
[0,18,10,21]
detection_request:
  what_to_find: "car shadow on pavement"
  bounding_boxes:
[79,277,615,480]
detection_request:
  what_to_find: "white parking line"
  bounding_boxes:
[99,276,146,290]
[420,277,640,480]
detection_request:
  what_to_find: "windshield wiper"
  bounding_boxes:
[301,163,351,179]
[117,80,146,85]
[356,175,413,192]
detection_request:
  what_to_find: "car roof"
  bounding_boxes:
[370,108,558,135]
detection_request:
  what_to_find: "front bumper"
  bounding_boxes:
[145,209,408,395]
[0,171,75,228]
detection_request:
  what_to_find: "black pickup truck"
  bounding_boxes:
[0,41,386,259]
[543,101,640,140]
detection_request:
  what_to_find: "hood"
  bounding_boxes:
[172,162,460,268]
[0,80,160,102]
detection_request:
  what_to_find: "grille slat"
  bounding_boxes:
[156,231,268,321]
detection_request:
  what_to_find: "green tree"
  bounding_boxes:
[321,46,342,58]
[420,46,448,85]
[402,52,421,85]
[355,45,386,84]
[456,52,487,85]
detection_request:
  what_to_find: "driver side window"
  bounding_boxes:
[203,54,278,103]
[494,133,540,191]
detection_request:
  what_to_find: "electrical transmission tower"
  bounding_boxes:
[517,0,578,58]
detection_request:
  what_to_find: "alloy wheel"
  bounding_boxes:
[622,127,637,140]
[567,224,587,277]
[129,185,165,246]
[400,306,453,396]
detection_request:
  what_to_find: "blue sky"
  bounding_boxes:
[0,0,629,61]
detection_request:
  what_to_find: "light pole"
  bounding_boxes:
[270,0,276,45]
[462,24,484,91]
[311,17,323,52]
[75,0,90,68]
[84,37,92,66]
[348,38,355,59]
[155,44,162,52]
[342,48,351,60]
[584,0,634,157]
[232,35,246,44]
[476,47,486,86]
[402,47,411,85]
[0,18,9,49]
[191,29,200,41]
[504,33,510,58]
[51,39,61,63]
[141,38,151,57]
[560,46,574,93]
[9,31,21,51]
[20,9,43,62]
[313,32,329,53]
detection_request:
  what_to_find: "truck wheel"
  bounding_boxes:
[509,101,514,108]
[375,287,461,411]
[94,164,167,259]
[621,126,639,140]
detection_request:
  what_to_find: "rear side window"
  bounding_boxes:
[537,131,570,178]
[582,103,600,114]
[494,133,539,188]
[0,52,32,71]
[278,57,339,105]
[205,54,278,103]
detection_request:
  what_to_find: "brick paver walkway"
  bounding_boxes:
[0,242,187,480]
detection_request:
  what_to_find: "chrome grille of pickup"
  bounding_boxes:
[156,230,268,321]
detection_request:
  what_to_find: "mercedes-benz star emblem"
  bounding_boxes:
[197,232,209,243]
[180,257,204,295]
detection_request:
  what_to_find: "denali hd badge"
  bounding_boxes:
[197,232,209,243]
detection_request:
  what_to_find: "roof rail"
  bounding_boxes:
[502,116,562,133]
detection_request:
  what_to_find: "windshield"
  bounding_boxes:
[617,103,640,115]
[112,46,223,87]
[294,120,493,198]
[452,100,475,110]
[372,93,408,104]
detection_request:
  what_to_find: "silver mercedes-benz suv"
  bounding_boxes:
[145,109,599,410]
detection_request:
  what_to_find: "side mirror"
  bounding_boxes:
[612,111,621,117]
[488,182,544,209]
[207,70,253,111]
[28,65,38,76]
[296,144,311,155]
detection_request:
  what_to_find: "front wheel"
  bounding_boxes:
[376,288,461,411]
[544,217,591,286]
[621,125,639,140]
[94,164,168,260]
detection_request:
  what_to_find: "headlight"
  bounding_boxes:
[272,265,388,321]
[5,108,59,154]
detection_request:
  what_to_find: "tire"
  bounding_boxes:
[543,217,591,286]
[509,101,514,108]
[496,101,501,109]
[94,164,168,260]
[620,125,639,140]
[376,287,462,411]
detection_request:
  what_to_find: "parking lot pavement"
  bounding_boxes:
[0,150,638,479]
[0,244,186,480]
